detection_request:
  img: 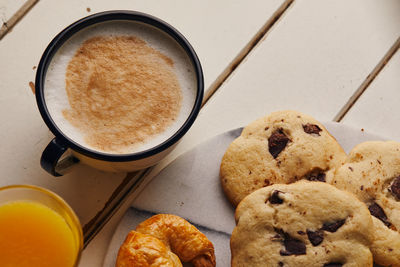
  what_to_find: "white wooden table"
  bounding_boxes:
[0,1,399,266]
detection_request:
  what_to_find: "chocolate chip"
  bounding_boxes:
[269,190,284,204]
[268,129,290,158]
[305,168,326,182]
[306,230,324,246]
[368,202,392,228]
[297,230,305,235]
[274,228,306,256]
[280,237,306,256]
[323,263,342,267]
[360,185,364,191]
[390,176,400,199]
[303,123,322,136]
[321,219,346,232]
[278,262,284,267]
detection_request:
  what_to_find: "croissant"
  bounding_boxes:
[116,214,216,267]
[116,231,182,267]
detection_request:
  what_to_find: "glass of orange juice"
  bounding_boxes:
[0,185,83,267]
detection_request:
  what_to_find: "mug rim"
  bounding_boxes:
[35,10,204,162]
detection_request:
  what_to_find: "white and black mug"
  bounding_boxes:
[35,11,203,176]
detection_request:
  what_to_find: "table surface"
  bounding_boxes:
[0,0,399,266]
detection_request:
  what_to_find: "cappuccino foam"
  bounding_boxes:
[44,20,197,154]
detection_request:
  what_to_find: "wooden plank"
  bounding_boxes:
[341,48,400,140]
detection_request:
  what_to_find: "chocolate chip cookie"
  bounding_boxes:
[220,110,346,206]
[327,141,400,266]
[230,181,373,267]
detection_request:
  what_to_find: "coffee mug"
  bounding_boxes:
[35,11,203,176]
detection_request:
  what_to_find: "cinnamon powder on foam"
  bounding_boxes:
[63,36,182,153]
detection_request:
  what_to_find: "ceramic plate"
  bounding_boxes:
[103,122,384,266]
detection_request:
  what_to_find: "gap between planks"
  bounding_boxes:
[0,0,39,40]
[333,36,400,122]
[201,0,295,108]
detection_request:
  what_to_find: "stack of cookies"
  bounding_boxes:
[220,110,400,267]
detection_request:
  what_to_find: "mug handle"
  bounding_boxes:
[41,137,79,176]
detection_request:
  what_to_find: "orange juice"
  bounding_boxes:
[0,201,78,267]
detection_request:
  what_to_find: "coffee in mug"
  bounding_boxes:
[45,20,197,154]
